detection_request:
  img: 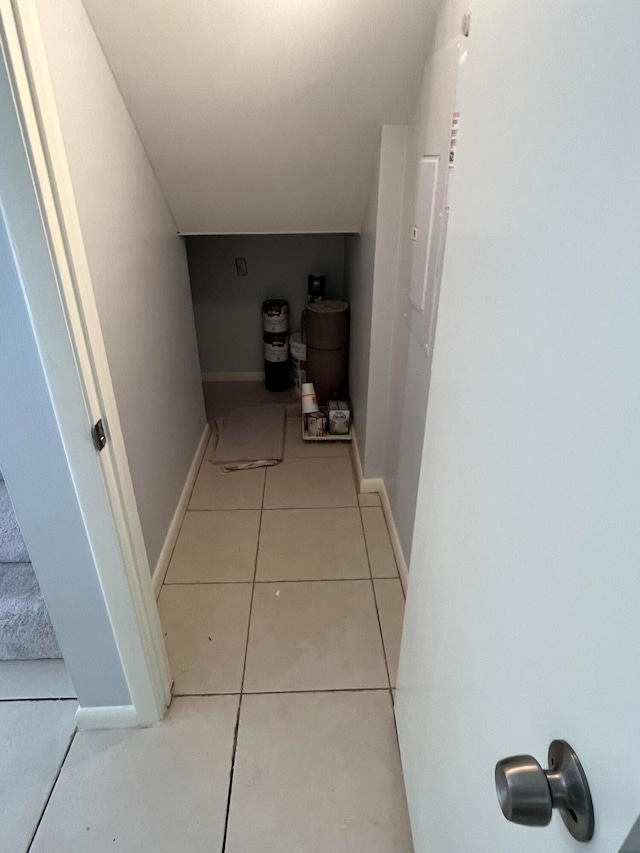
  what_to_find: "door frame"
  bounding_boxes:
[0,0,171,726]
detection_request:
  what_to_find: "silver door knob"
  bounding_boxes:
[495,740,594,842]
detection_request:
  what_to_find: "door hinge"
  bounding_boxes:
[92,418,107,452]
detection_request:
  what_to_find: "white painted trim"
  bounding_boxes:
[350,428,383,493]
[181,230,358,236]
[152,423,210,598]
[202,371,265,382]
[350,425,365,490]
[351,427,409,594]
[361,476,384,494]
[378,482,410,596]
[75,704,138,731]
[1,0,171,726]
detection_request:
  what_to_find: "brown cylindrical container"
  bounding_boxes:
[306,300,349,404]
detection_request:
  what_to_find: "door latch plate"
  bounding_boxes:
[92,418,106,452]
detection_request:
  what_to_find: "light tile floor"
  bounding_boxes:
[0,659,77,852]
[0,697,76,852]
[25,420,412,852]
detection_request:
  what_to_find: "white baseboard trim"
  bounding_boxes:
[152,423,211,599]
[75,704,138,730]
[202,371,265,382]
[361,476,384,494]
[350,426,364,490]
[350,428,409,595]
[378,483,410,596]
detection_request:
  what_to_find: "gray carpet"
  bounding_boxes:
[0,470,61,660]
[0,563,61,659]
[0,481,29,563]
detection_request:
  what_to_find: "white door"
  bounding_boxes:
[395,1,640,850]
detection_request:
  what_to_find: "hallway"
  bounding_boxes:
[26,418,412,851]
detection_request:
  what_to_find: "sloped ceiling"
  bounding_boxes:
[82,0,437,234]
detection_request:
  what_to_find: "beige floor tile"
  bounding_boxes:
[0,700,77,853]
[359,492,381,506]
[256,508,369,580]
[189,459,265,510]
[203,380,300,422]
[30,696,238,853]
[226,691,414,853]
[0,659,75,699]
[374,578,406,687]
[243,580,388,691]
[361,506,398,577]
[285,418,349,458]
[204,432,217,461]
[165,510,260,583]
[264,457,357,509]
[158,584,251,694]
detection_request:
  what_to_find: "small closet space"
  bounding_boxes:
[185,233,353,466]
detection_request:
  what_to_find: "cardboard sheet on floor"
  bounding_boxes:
[212,405,285,471]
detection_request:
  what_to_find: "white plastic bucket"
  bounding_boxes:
[289,332,307,394]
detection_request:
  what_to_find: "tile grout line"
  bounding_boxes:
[188,504,359,512]
[356,493,395,705]
[221,462,268,852]
[357,494,406,736]
[163,576,398,586]
[240,465,267,693]
[171,686,393,697]
[220,697,242,853]
[0,695,77,703]
[165,429,247,852]
[26,728,77,851]
[185,508,261,513]
[358,495,405,718]
[352,468,401,718]
[361,504,402,584]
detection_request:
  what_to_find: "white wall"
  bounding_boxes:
[35,0,206,573]
[344,152,380,457]
[383,0,467,563]
[345,127,407,475]
[187,234,345,374]
[364,127,408,477]
[345,0,464,563]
